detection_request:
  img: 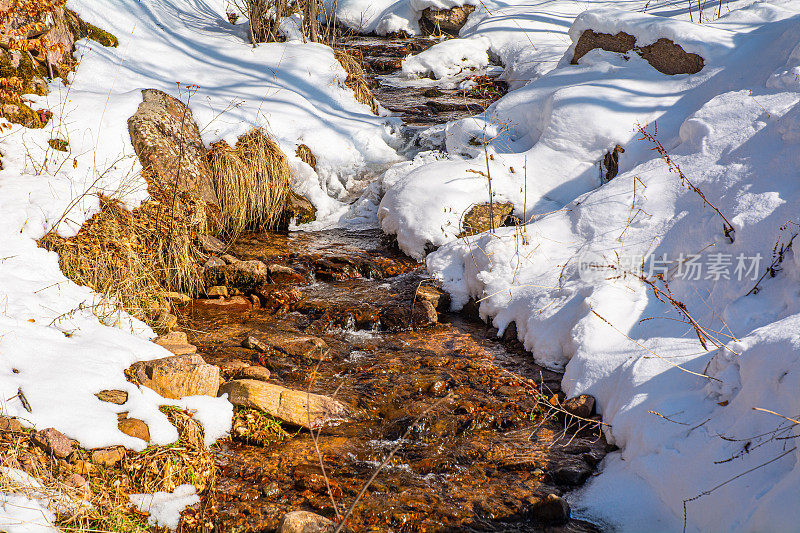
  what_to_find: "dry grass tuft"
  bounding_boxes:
[231,407,293,446]
[296,143,317,171]
[0,422,155,532]
[39,189,207,328]
[209,128,291,235]
[334,49,379,115]
[124,407,215,494]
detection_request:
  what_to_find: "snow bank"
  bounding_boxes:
[129,484,199,531]
[378,0,800,531]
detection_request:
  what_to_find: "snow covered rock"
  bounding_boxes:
[127,89,219,207]
[572,29,704,75]
[419,5,475,35]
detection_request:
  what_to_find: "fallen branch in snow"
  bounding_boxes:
[746,231,797,295]
[637,122,735,243]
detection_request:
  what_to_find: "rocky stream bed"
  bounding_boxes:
[176,36,612,533]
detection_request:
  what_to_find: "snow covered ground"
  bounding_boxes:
[372,0,800,531]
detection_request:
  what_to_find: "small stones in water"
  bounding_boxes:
[562,394,596,419]
[258,285,303,309]
[191,295,253,313]
[32,428,75,459]
[233,365,271,381]
[164,291,191,306]
[530,494,570,525]
[415,284,450,312]
[243,335,268,352]
[118,418,150,442]
[95,389,128,405]
[278,510,336,533]
[243,333,330,361]
[380,299,438,331]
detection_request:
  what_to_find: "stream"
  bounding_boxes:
[183,35,609,533]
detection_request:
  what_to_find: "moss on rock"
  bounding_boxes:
[0,99,44,128]
[66,10,119,47]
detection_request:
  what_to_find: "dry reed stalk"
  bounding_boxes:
[334,49,379,114]
[208,128,291,234]
[39,188,207,328]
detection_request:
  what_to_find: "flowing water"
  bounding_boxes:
[184,36,609,533]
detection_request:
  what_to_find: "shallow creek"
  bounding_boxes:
[185,37,609,533]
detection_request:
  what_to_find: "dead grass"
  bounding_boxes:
[334,49,379,115]
[125,407,215,494]
[231,407,294,446]
[0,423,157,533]
[296,143,317,171]
[39,189,207,329]
[209,128,291,235]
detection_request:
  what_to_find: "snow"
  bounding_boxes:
[0,468,83,533]
[129,484,199,531]
[373,0,800,531]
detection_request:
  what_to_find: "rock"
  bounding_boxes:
[204,256,226,269]
[204,260,269,290]
[460,202,514,237]
[415,285,450,312]
[118,418,150,442]
[71,460,94,476]
[549,462,593,486]
[95,390,128,405]
[562,394,595,419]
[64,473,87,489]
[220,254,240,264]
[571,30,704,75]
[0,417,22,432]
[278,511,336,533]
[191,296,253,313]
[126,354,220,399]
[198,234,225,254]
[220,379,348,429]
[127,89,219,207]
[154,331,198,356]
[32,428,75,459]
[257,285,304,309]
[285,191,317,224]
[165,292,191,306]
[244,334,330,361]
[242,336,267,352]
[530,494,570,525]
[268,263,308,285]
[153,311,178,330]
[206,285,228,298]
[91,447,126,467]
[420,5,475,35]
[234,365,271,381]
[380,300,438,331]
